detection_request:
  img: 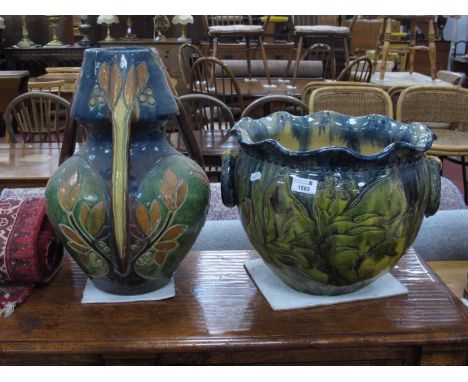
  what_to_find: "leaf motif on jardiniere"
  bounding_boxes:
[186,161,210,189]
[135,200,150,235]
[88,201,106,236]
[59,223,86,246]
[154,251,167,265]
[98,62,110,100]
[160,169,188,211]
[155,241,178,251]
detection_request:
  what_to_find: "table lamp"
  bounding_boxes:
[17,15,36,48]
[172,15,193,42]
[97,15,119,42]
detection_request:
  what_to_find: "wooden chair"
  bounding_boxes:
[3,92,71,143]
[335,57,373,82]
[301,81,380,105]
[309,86,393,117]
[373,16,437,80]
[178,43,203,91]
[178,93,235,180]
[28,80,65,96]
[286,16,357,86]
[188,56,244,117]
[45,67,81,73]
[241,95,308,119]
[387,86,408,118]
[203,15,272,85]
[286,43,335,87]
[396,86,468,202]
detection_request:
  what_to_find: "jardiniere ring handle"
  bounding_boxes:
[425,155,441,217]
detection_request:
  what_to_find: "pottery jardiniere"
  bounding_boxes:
[221,111,440,295]
[45,47,210,295]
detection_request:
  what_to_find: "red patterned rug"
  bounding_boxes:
[0,198,62,317]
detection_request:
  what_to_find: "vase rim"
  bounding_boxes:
[232,111,433,162]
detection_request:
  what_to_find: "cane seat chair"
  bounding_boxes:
[203,15,272,85]
[335,57,373,82]
[3,92,71,143]
[241,95,308,119]
[396,86,468,202]
[178,43,204,91]
[301,81,380,105]
[309,86,393,117]
[188,56,244,117]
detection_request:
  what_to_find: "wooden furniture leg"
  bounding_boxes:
[245,36,252,81]
[284,36,297,78]
[212,36,218,59]
[408,20,417,74]
[292,35,304,87]
[380,17,392,80]
[258,35,272,85]
[373,17,386,73]
[427,18,437,80]
[343,35,350,68]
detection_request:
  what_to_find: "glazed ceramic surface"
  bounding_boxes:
[222,111,440,295]
[45,47,210,295]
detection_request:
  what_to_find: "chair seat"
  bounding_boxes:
[294,25,350,35]
[430,129,468,155]
[208,25,264,35]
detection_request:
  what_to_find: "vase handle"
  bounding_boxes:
[221,151,239,207]
[425,155,441,217]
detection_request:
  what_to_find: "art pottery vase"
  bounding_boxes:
[45,47,210,295]
[221,111,441,295]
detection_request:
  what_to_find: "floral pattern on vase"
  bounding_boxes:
[45,47,210,295]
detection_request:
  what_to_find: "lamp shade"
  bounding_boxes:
[97,15,119,25]
[172,15,194,25]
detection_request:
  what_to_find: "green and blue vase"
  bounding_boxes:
[222,111,441,295]
[45,47,210,295]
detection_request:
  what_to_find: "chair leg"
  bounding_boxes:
[343,35,350,68]
[427,18,437,81]
[245,36,252,81]
[292,35,304,87]
[380,17,392,80]
[258,35,272,85]
[284,36,297,78]
[408,20,417,74]
[212,36,219,59]
[462,156,468,205]
[373,17,386,74]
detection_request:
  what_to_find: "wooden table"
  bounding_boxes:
[370,71,456,90]
[0,248,467,365]
[0,70,29,114]
[30,72,79,99]
[0,143,63,190]
[169,129,239,167]
[218,77,314,100]
[428,260,468,299]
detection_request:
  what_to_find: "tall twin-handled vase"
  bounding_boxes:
[45,47,210,295]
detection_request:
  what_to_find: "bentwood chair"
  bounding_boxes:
[241,95,308,119]
[178,43,204,91]
[188,56,245,117]
[203,15,272,85]
[397,86,468,203]
[3,92,71,143]
[309,86,393,117]
[335,57,373,82]
[301,81,381,105]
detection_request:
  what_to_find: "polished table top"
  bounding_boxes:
[0,143,63,187]
[0,248,467,365]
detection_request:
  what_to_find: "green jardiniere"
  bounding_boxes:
[45,47,210,295]
[221,111,440,295]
